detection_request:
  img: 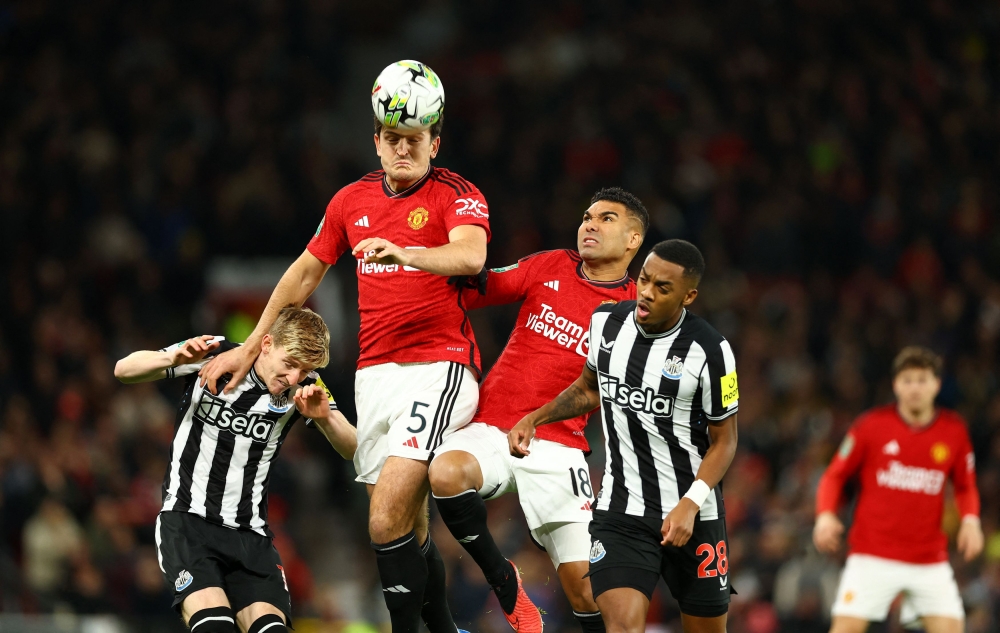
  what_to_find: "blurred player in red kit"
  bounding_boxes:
[429,187,647,633]
[813,346,983,633]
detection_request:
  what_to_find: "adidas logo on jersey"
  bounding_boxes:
[580,500,593,511]
[883,440,900,455]
[403,437,419,449]
[543,280,560,290]
[354,216,370,227]
[383,585,411,593]
[457,534,479,544]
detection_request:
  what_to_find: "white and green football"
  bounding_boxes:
[371,60,445,130]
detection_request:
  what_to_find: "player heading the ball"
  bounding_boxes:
[200,59,488,633]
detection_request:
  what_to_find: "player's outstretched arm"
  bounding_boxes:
[115,336,221,384]
[199,249,330,394]
[293,385,358,460]
[353,225,487,277]
[508,364,601,458]
[662,414,738,547]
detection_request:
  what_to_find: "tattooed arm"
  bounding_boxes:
[508,364,600,457]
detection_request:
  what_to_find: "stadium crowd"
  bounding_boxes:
[2,0,1000,631]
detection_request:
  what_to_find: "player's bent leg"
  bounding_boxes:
[919,616,963,633]
[370,456,433,633]
[428,449,485,496]
[235,602,286,633]
[678,612,727,633]
[829,615,870,633]
[181,587,233,629]
[594,587,649,633]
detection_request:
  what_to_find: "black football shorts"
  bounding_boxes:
[155,511,292,624]
[587,509,734,618]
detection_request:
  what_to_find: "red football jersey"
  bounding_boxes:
[816,404,979,564]
[308,167,490,370]
[464,249,635,451]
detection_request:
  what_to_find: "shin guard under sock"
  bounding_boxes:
[434,489,517,614]
[373,531,428,633]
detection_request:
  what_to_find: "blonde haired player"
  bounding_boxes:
[115,307,356,633]
[814,346,983,633]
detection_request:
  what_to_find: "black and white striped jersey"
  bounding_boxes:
[158,339,336,536]
[586,301,739,520]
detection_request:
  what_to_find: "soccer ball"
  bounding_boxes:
[371,60,445,131]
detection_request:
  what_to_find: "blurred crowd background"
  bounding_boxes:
[2,0,1000,631]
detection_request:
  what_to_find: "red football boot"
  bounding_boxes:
[501,560,543,633]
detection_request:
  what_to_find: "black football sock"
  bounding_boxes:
[187,607,237,632]
[373,531,428,633]
[574,610,606,633]
[248,614,287,633]
[420,536,458,633]
[434,490,517,614]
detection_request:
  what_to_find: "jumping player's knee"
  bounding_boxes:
[187,606,236,632]
[428,451,482,497]
[247,613,287,633]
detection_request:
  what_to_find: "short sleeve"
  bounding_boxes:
[307,189,351,265]
[443,183,491,242]
[586,307,613,372]
[700,338,738,421]
[159,338,236,379]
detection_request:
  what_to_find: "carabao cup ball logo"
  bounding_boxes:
[372,60,445,130]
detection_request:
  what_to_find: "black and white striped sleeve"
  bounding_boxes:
[586,306,614,372]
[158,338,236,379]
[698,338,738,421]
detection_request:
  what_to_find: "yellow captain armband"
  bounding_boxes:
[720,371,739,407]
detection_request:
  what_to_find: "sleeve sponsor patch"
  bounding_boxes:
[838,434,855,459]
[315,376,336,405]
[720,371,739,407]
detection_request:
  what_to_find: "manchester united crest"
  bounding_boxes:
[408,207,429,230]
[930,442,950,464]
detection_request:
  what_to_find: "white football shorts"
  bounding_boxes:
[832,553,964,623]
[434,422,594,567]
[354,361,478,484]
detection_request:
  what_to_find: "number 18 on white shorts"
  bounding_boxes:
[354,361,479,484]
[435,422,596,567]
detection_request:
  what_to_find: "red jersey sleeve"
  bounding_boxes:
[462,254,543,310]
[307,189,351,265]
[816,421,868,515]
[443,182,491,241]
[951,427,980,519]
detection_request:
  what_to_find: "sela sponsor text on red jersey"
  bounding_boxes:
[308,167,490,370]
[464,249,635,451]
[816,404,980,563]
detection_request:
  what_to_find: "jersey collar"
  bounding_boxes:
[382,165,433,199]
[576,259,631,288]
[248,365,267,390]
[633,308,687,338]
